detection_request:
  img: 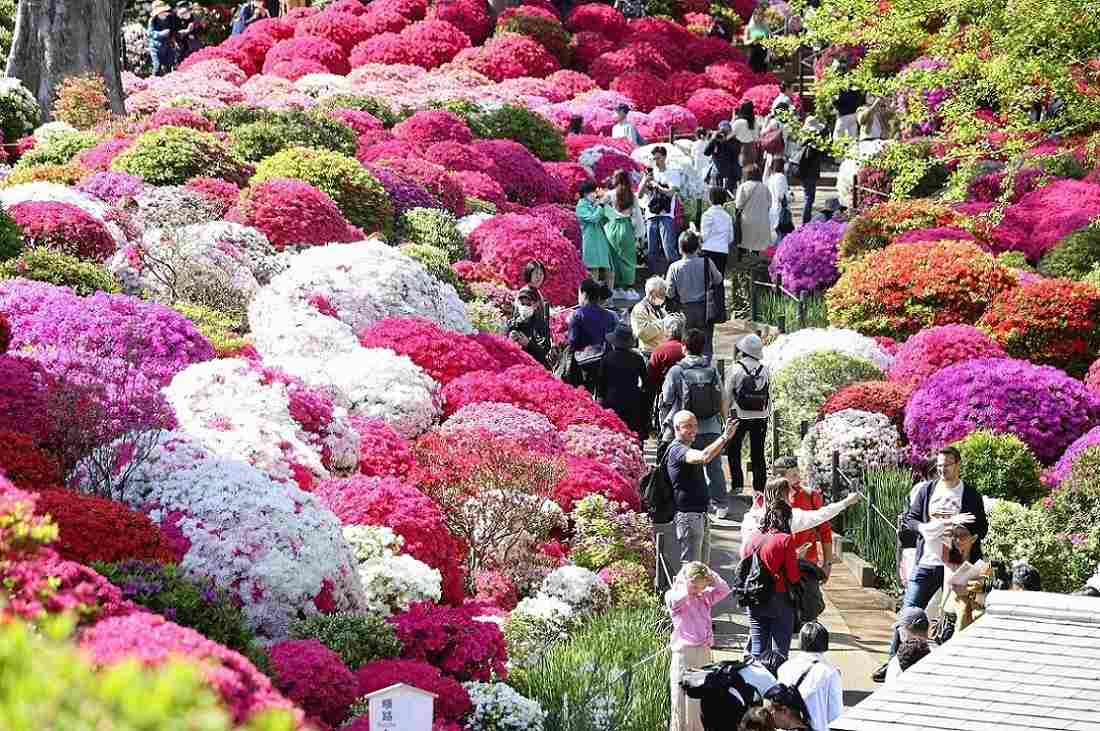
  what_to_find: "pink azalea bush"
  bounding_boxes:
[351,20,471,69]
[423,141,501,178]
[562,424,646,485]
[240,178,363,250]
[542,161,593,202]
[269,639,359,727]
[768,220,846,295]
[453,170,507,207]
[294,10,374,54]
[357,317,495,385]
[472,569,519,610]
[458,33,560,81]
[263,37,351,76]
[348,415,418,479]
[465,213,585,305]
[393,110,474,150]
[686,88,740,128]
[989,180,1100,262]
[888,324,1008,387]
[1044,425,1100,487]
[469,333,540,370]
[76,171,147,204]
[8,201,117,262]
[548,69,599,98]
[904,358,1100,463]
[566,4,628,43]
[442,402,565,455]
[388,600,508,682]
[430,0,493,44]
[184,176,242,215]
[553,455,641,513]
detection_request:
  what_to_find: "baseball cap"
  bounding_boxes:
[893,607,929,633]
[718,120,732,131]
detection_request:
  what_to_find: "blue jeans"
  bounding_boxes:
[888,563,944,655]
[748,592,795,659]
[647,216,678,273]
[801,177,818,224]
[692,433,727,509]
[674,511,706,564]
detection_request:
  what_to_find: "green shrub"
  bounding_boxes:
[844,467,915,592]
[204,105,282,132]
[511,606,671,731]
[498,15,573,66]
[473,104,567,162]
[1039,221,1100,280]
[0,619,296,731]
[465,196,497,215]
[112,126,250,186]
[950,430,1044,504]
[996,250,1034,272]
[288,613,402,671]
[15,130,100,167]
[228,111,357,162]
[984,500,1099,595]
[398,207,466,262]
[0,205,23,262]
[569,494,654,573]
[92,560,268,672]
[170,301,249,355]
[1084,262,1100,290]
[0,76,41,142]
[466,299,506,334]
[0,248,117,294]
[317,94,399,127]
[251,146,393,236]
[1033,151,1088,180]
[1044,445,1100,536]
[401,243,472,300]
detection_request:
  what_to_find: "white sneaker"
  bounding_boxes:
[715,507,730,520]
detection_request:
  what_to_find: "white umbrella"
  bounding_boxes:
[630,142,693,171]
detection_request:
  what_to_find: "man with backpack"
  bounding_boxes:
[659,329,730,520]
[666,412,738,565]
[724,333,770,498]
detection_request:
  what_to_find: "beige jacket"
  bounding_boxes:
[631,298,668,353]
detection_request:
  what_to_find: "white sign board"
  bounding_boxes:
[366,682,435,731]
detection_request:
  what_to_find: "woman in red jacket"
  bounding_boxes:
[745,481,801,659]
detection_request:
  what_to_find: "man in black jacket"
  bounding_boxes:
[872,446,988,682]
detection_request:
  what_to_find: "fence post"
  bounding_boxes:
[830,450,841,503]
[797,290,808,330]
[777,315,786,333]
[771,411,780,464]
[799,420,809,439]
[865,475,876,552]
[749,275,759,324]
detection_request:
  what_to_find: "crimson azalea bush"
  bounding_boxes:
[294,10,374,54]
[569,30,616,70]
[470,332,540,370]
[458,32,560,81]
[0,430,62,490]
[355,658,472,721]
[819,381,914,436]
[0,354,54,445]
[904,358,1100,463]
[184,177,241,215]
[827,240,1018,339]
[768,220,846,294]
[472,139,558,205]
[358,317,495,385]
[313,475,466,604]
[686,88,740,129]
[543,161,593,202]
[566,4,628,42]
[263,36,351,75]
[348,415,417,479]
[0,311,9,352]
[351,20,471,69]
[423,141,501,178]
[7,201,116,262]
[888,324,1007,387]
[430,0,492,44]
[393,110,474,150]
[610,70,669,112]
[553,456,641,514]
[388,600,508,682]
[269,638,359,727]
[978,278,1100,378]
[239,177,362,250]
[465,213,585,305]
[33,489,175,565]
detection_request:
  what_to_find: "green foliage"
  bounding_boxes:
[996,250,1033,271]
[511,606,671,731]
[317,94,400,128]
[0,618,295,731]
[1084,262,1100,290]
[205,105,282,132]
[473,104,567,162]
[1045,446,1100,536]
[569,495,654,574]
[251,146,394,236]
[228,111,357,162]
[984,500,1099,596]
[170,301,249,355]
[466,299,506,334]
[0,0,14,69]
[863,140,948,201]
[950,430,1043,504]
[499,15,572,66]
[398,207,467,262]
[401,243,473,300]
[111,126,250,186]
[288,613,402,671]
[1039,221,1100,280]
[1032,151,1087,180]
[465,197,498,215]
[93,561,269,672]
[0,248,118,294]
[15,131,100,168]
[0,205,24,262]
[0,77,40,141]
[844,467,915,592]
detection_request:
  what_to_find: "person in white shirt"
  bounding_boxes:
[777,623,844,731]
[640,146,683,274]
[611,103,644,146]
[884,608,931,686]
[699,186,733,275]
[731,101,759,169]
[691,127,713,184]
[770,81,793,114]
[766,158,791,244]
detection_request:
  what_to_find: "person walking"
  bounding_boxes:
[796,117,826,224]
[704,121,742,191]
[631,276,669,356]
[776,623,843,731]
[659,329,729,518]
[692,127,714,185]
[596,323,649,443]
[666,232,723,357]
[577,181,614,290]
[766,158,791,245]
[507,286,551,366]
[666,561,732,731]
[744,496,800,658]
[641,146,684,274]
[604,170,644,300]
[725,334,769,495]
[568,278,617,393]
[700,186,734,275]
[666,413,738,564]
[731,101,760,170]
[733,166,773,257]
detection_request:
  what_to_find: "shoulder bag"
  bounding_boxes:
[704,255,728,325]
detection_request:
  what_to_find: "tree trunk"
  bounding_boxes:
[5,0,127,121]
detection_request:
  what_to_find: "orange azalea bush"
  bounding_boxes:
[827,240,1017,339]
[836,199,957,269]
[978,278,1100,378]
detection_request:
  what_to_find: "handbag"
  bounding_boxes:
[776,196,795,235]
[574,342,605,366]
[704,256,728,325]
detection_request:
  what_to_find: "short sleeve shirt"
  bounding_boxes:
[666,441,708,513]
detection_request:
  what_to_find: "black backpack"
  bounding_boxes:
[681,660,763,731]
[734,362,769,412]
[680,362,722,420]
[732,539,775,609]
[640,447,675,525]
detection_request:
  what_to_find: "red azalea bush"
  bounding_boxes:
[358,317,495,385]
[589,45,670,87]
[81,611,299,724]
[819,381,914,435]
[610,71,669,112]
[295,10,374,54]
[978,278,1100,378]
[453,170,507,208]
[33,489,174,564]
[184,177,242,215]
[226,29,282,73]
[361,6,414,35]
[0,355,54,445]
[553,456,640,513]
[351,20,471,69]
[313,476,466,603]
[686,88,740,129]
[424,141,501,178]
[466,213,585,305]
[0,431,63,490]
[388,600,508,681]
[430,0,493,44]
[827,240,1019,339]
[665,71,711,105]
[542,161,593,202]
[8,201,116,262]
[460,33,560,81]
[989,180,1100,262]
[348,415,418,479]
[240,178,362,250]
[566,3,628,42]
[470,333,540,370]
[393,110,474,149]
[888,324,1007,387]
[356,659,471,721]
[377,0,428,21]
[569,31,616,70]
[374,158,465,216]
[472,139,558,205]
[269,639,359,727]
[263,37,350,76]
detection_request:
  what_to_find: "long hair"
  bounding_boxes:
[613,169,634,210]
[736,101,755,129]
[763,499,793,535]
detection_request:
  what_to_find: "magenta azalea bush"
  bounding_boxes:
[388,600,508,682]
[240,178,363,250]
[989,180,1100,262]
[465,213,585,305]
[904,358,1100,463]
[268,638,359,727]
[888,324,1007,387]
[768,220,846,294]
[1044,425,1100,488]
[8,201,117,262]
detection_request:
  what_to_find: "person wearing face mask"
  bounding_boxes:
[507,286,551,366]
[772,457,834,581]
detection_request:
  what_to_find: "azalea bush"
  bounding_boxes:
[354,658,472,723]
[819,380,913,437]
[442,402,564,455]
[799,409,900,491]
[289,612,402,671]
[568,494,653,574]
[112,126,251,187]
[1044,425,1100,489]
[358,316,493,385]
[887,324,1007,388]
[836,200,951,269]
[268,639,359,727]
[35,490,173,565]
[990,181,1100,263]
[7,201,116,262]
[561,424,646,485]
[388,600,508,682]
[768,220,846,294]
[553,456,641,515]
[465,681,548,731]
[949,430,1044,504]
[238,177,363,250]
[762,327,894,374]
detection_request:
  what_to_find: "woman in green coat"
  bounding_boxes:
[603,169,643,300]
[577,180,613,289]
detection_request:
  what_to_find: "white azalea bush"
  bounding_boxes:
[539,565,611,617]
[165,358,360,489]
[0,77,42,140]
[343,525,404,563]
[504,596,577,669]
[72,431,365,640]
[341,524,443,616]
[464,682,547,731]
[799,409,901,490]
[32,121,79,144]
[763,327,895,373]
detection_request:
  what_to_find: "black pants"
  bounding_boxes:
[702,250,727,276]
[726,417,767,494]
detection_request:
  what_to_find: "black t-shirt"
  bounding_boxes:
[666,440,708,513]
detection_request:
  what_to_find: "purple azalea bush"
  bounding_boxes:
[1043,425,1100,487]
[768,220,846,294]
[904,357,1100,463]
